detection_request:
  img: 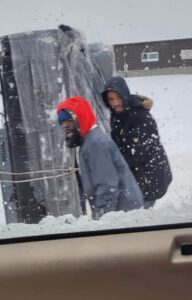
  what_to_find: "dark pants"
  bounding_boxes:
[143,200,155,209]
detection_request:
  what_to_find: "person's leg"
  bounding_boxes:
[143,200,155,209]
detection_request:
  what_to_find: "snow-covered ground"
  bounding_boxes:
[0,74,192,239]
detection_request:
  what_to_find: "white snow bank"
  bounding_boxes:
[0,204,192,239]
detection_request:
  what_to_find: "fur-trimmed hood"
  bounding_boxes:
[131,95,153,110]
[101,76,153,112]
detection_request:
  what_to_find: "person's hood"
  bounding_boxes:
[56,96,97,138]
[101,76,153,112]
[135,95,153,110]
[101,76,131,108]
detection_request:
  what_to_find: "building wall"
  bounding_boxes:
[114,38,192,73]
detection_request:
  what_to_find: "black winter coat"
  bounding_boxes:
[102,76,172,203]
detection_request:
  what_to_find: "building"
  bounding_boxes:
[114,38,192,77]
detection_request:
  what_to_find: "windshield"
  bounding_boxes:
[0,0,192,239]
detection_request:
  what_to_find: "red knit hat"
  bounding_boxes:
[56,96,97,138]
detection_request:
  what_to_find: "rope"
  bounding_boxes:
[0,167,79,183]
[0,167,79,175]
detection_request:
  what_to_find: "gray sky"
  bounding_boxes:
[0,0,192,44]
